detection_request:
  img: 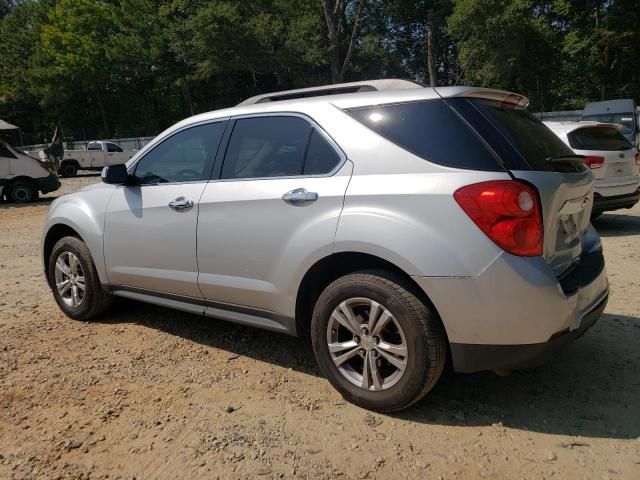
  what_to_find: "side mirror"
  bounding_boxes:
[101,164,133,184]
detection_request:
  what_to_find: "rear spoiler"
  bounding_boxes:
[445,88,529,108]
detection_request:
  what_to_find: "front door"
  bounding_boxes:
[197,115,352,318]
[104,121,226,298]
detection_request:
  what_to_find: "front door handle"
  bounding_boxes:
[282,188,319,206]
[168,197,194,210]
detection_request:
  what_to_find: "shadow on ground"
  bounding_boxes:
[592,212,640,237]
[0,197,54,209]
[99,301,640,440]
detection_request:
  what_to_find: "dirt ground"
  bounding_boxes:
[1,173,639,480]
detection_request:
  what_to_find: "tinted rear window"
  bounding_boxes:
[346,99,503,171]
[568,127,632,151]
[457,98,579,172]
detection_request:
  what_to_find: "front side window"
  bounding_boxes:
[221,116,311,179]
[106,143,123,152]
[134,122,224,185]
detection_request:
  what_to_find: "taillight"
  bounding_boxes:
[635,151,640,166]
[454,180,543,257]
[584,155,604,169]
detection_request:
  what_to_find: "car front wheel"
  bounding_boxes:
[311,270,447,412]
[48,236,111,320]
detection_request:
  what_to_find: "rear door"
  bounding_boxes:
[197,114,352,318]
[449,97,595,276]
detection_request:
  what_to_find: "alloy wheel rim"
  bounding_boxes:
[54,251,86,307]
[327,297,408,391]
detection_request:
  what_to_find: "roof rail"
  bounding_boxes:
[237,79,424,106]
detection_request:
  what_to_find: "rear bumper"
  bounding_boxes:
[449,295,607,373]
[412,246,609,373]
[592,188,640,214]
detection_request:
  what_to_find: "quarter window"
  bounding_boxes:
[304,129,341,175]
[221,117,311,179]
[347,99,502,171]
[134,122,224,185]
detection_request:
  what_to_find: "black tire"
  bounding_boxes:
[60,162,78,178]
[311,270,447,412]
[590,211,603,220]
[47,236,111,320]
[6,180,38,203]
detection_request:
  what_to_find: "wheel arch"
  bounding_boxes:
[43,224,85,283]
[295,251,451,348]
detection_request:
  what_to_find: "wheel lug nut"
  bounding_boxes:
[354,336,360,344]
[374,336,380,344]
[372,350,378,357]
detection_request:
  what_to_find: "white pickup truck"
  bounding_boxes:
[56,141,136,177]
[26,141,136,177]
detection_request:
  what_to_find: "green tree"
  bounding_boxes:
[448,0,559,110]
[32,0,117,137]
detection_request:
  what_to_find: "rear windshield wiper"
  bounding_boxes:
[546,154,585,164]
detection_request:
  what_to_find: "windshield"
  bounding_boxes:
[581,113,634,134]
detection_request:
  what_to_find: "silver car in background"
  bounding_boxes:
[42,80,609,411]
[545,121,640,217]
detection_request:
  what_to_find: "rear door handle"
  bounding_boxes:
[282,188,318,206]
[168,197,194,210]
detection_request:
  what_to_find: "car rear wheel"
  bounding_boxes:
[311,270,447,412]
[60,162,78,177]
[48,236,111,320]
[7,180,38,203]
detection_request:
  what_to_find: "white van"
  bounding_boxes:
[0,138,60,203]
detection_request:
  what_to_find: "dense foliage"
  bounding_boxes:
[0,0,638,144]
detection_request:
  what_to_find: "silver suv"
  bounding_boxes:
[43,80,609,411]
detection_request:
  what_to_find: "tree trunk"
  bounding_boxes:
[426,15,437,87]
[94,87,110,138]
[322,0,366,84]
[182,83,195,116]
[337,0,366,83]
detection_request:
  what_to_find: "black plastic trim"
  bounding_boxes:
[450,295,608,373]
[592,189,640,214]
[35,173,61,194]
[558,250,605,296]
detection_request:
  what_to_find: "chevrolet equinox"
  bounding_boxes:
[43,80,609,412]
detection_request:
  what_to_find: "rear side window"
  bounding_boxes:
[222,117,311,179]
[87,142,101,151]
[568,127,632,151]
[452,98,579,172]
[346,99,502,171]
